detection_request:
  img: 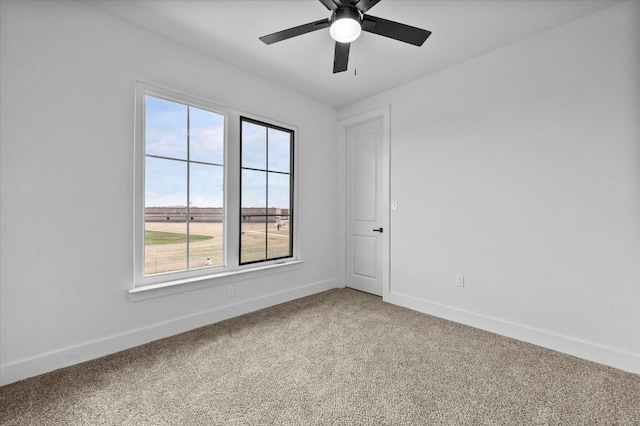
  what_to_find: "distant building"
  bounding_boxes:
[145,207,289,223]
[240,208,290,223]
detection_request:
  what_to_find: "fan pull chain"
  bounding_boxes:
[354,41,357,76]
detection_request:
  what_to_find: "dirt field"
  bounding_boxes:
[240,221,291,263]
[144,220,290,275]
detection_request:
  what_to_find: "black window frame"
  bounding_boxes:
[239,116,294,265]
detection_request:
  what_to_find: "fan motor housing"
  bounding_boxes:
[331,7,362,25]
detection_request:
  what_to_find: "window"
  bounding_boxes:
[240,118,294,264]
[143,95,225,276]
[135,83,297,288]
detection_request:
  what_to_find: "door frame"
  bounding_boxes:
[338,106,391,299]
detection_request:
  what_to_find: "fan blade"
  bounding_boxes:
[362,15,431,46]
[260,19,330,45]
[333,42,350,73]
[318,0,339,10]
[354,0,381,13]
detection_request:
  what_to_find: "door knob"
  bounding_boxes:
[373,228,383,233]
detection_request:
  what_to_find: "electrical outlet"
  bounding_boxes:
[456,274,465,287]
[226,285,234,298]
[392,201,398,211]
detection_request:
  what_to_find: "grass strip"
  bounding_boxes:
[145,230,213,245]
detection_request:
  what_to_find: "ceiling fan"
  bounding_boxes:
[259,0,431,74]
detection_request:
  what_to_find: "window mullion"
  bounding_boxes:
[265,127,269,259]
[186,107,191,272]
[225,113,240,268]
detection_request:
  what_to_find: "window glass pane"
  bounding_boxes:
[242,169,266,209]
[144,157,188,276]
[267,172,290,210]
[145,96,187,160]
[241,216,267,263]
[268,128,291,173]
[145,157,187,209]
[242,121,266,170]
[267,216,291,259]
[144,215,187,275]
[188,216,223,270]
[189,163,223,270]
[189,107,224,165]
[190,163,223,208]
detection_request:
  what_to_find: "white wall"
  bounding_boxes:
[340,1,640,373]
[2,0,638,386]
[0,0,339,385]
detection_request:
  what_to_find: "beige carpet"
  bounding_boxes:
[1,288,639,425]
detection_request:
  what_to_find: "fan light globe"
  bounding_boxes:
[330,17,361,43]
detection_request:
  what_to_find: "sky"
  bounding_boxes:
[145,95,291,211]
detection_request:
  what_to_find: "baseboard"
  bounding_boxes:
[385,291,640,375]
[0,279,338,386]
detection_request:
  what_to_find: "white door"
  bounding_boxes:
[345,118,383,296]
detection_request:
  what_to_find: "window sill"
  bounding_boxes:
[128,260,305,302]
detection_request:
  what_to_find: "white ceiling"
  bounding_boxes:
[85,0,623,109]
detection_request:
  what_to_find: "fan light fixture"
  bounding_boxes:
[330,8,361,43]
